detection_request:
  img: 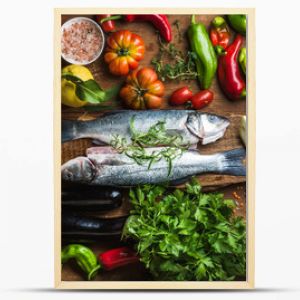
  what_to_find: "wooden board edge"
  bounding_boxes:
[56,280,252,290]
[53,7,256,290]
[53,8,62,289]
[246,8,256,289]
[54,7,255,15]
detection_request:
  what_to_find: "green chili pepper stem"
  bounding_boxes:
[212,16,226,28]
[191,15,196,24]
[87,264,101,281]
[240,89,247,98]
[99,15,122,23]
[214,45,227,56]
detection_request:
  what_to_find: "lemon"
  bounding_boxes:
[61,65,94,107]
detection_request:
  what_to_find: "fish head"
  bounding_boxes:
[61,157,95,183]
[187,112,230,145]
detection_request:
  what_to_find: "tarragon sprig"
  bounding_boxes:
[110,117,189,175]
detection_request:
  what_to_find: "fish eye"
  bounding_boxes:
[208,115,217,122]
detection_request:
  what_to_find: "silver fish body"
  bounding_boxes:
[61,146,245,186]
[62,110,230,146]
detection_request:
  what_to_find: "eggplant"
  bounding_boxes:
[62,187,123,211]
[62,213,127,238]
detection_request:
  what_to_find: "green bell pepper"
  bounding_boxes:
[188,15,217,89]
[239,47,246,75]
[61,244,101,280]
[227,15,247,35]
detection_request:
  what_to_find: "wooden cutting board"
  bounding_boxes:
[61,14,246,189]
[60,14,247,281]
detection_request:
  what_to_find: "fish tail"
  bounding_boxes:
[220,148,246,176]
[62,120,77,143]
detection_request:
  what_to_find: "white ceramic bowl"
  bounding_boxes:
[61,17,105,65]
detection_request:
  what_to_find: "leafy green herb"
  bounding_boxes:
[129,117,184,148]
[122,178,246,281]
[61,73,120,104]
[110,117,188,175]
[151,34,198,82]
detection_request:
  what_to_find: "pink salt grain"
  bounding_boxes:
[61,20,103,64]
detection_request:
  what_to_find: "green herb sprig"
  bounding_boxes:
[110,117,189,175]
[151,34,198,82]
[122,178,246,281]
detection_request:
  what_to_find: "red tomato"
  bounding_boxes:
[169,87,193,106]
[190,90,214,109]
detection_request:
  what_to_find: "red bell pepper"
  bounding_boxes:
[96,15,116,33]
[210,16,230,53]
[99,247,139,271]
[217,34,246,101]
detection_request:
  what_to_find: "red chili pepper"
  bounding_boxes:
[96,15,116,33]
[217,35,246,101]
[124,15,172,42]
[190,90,214,109]
[99,247,139,271]
[210,16,230,51]
[169,86,193,106]
[100,14,172,42]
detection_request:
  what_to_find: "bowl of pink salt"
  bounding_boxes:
[61,17,105,65]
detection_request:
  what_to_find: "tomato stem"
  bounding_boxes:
[135,88,148,96]
[117,48,129,56]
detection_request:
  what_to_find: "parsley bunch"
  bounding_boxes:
[122,179,246,281]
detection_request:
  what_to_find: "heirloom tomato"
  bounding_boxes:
[120,67,165,109]
[104,30,145,76]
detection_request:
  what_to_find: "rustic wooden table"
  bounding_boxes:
[61,14,246,281]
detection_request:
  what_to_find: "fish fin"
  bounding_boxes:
[169,176,191,186]
[62,120,76,143]
[188,143,198,150]
[220,148,246,176]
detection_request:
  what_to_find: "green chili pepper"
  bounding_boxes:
[188,15,217,89]
[227,15,247,36]
[239,47,246,75]
[61,244,101,280]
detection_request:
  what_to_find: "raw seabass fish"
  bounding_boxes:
[61,146,245,186]
[62,110,230,146]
